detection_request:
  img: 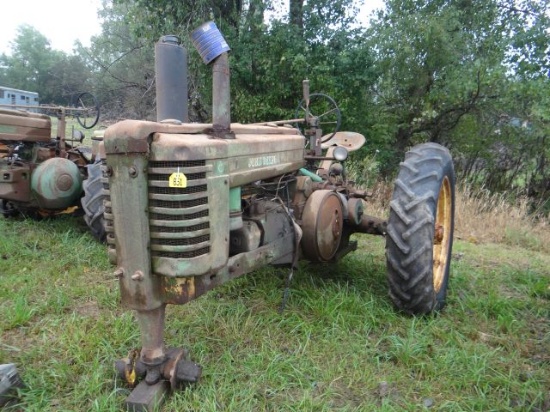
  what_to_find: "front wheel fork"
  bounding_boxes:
[115,348,201,390]
[115,305,202,391]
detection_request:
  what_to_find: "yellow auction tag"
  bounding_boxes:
[169,172,187,188]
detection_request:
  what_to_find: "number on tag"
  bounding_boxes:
[169,172,187,188]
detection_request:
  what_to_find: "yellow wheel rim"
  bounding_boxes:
[433,177,452,292]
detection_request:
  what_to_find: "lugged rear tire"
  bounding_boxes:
[386,143,455,314]
[82,160,106,242]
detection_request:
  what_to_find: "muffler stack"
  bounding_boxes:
[191,21,232,136]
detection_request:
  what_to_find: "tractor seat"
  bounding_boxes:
[321,131,365,152]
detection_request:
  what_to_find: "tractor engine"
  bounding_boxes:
[104,120,306,299]
[230,179,298,261]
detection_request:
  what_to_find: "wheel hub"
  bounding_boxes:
[433,176,452,292]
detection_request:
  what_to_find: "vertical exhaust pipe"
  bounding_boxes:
[191,21,232,137]
[212,52,231,132]
[155,35,188,123]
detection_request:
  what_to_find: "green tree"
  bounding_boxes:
[0,25,56,101]
[96,0,375,129]
[78,1,156,120]
[0,24,92,104]
[364,0,549,180]
[505,0,550,78]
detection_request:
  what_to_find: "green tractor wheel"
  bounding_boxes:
[386,143,455,314]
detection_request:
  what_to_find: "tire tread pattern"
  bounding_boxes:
[386,143,455,314]
[82,160,106,242]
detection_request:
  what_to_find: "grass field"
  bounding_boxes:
[0,188,549,411]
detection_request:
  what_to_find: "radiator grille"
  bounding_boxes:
[148,160,210,259]
[149,198,207,209]
[150,222,209,233]
[149,210,209,221]
[102,165,114,248]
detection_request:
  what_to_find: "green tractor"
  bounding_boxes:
[0,94,106,240]
[102,25,455,411]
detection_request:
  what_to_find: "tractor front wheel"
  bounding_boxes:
[386,143,455,314]
[82,160,106,242]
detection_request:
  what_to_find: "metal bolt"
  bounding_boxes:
[129,166,138,178]
[131,271,144,281]
[114,268,124,278]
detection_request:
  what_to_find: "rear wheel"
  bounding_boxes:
[82,160,106,242]
[386,143,455,314]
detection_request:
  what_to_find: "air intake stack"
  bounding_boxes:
[155,35,188,123]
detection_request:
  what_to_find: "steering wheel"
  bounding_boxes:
[294,93,341,142]
[74,92,100,129]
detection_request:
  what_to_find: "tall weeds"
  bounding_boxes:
[363,180,550,253]
[455,184,549,252]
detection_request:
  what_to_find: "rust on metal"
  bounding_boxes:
[0,166,32,202]
[160,277,196,304]
[301,190,344,262]
[161,348,187,390]
[434,223,444,244]
[125,380,170,412]
[433,176,453,292]
[212,53,231,134]
[320,131,366,152]
[107,150,162,311]
[356,214,388,236]
[0,101,104,221]
[0,109,51,143]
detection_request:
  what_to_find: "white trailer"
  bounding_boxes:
[0,86,39,110]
